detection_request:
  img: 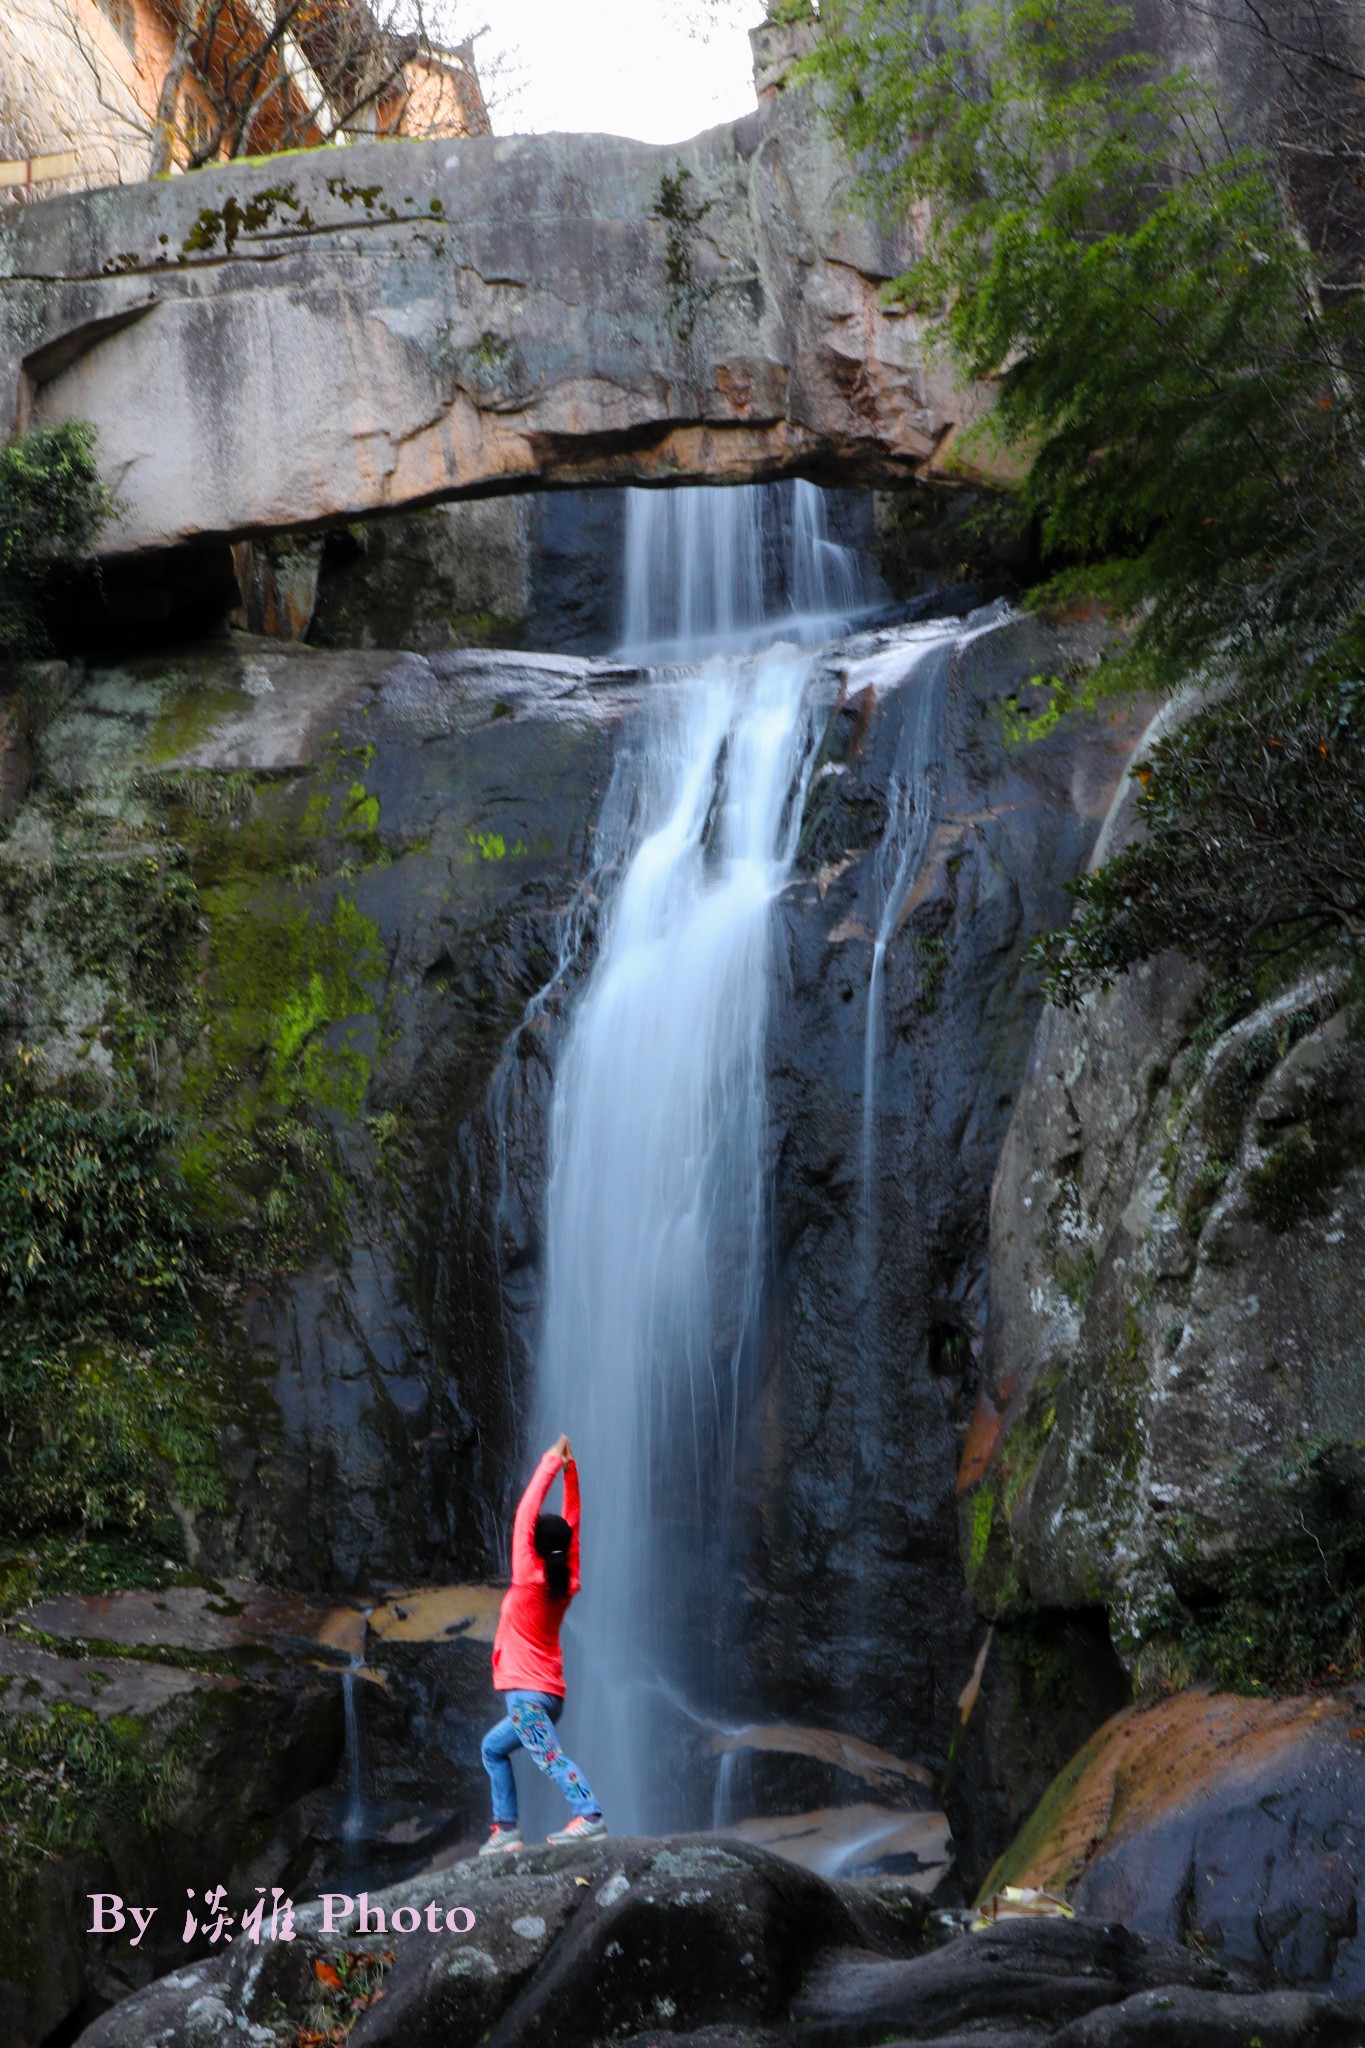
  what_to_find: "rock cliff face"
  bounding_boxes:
[0,87,991,560]
[0,593,1141,1796]
[963,756,1365,1661]
[751,612,1143,1762]
[950,727,1365,1899]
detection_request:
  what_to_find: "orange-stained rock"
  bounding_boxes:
[957,1388,1007,1495]
[987,1685,1365,1990]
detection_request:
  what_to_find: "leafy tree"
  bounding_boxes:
[0,422,111,670]
[803,0,1365,704]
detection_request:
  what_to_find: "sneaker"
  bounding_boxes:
[478,1823,524,1857]
[546,1814,607,1846]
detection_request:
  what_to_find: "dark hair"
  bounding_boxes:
[534,1513,572,1600]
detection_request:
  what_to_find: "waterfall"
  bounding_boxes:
[533,482,860,1833]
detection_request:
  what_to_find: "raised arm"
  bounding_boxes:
[563,1454,581,1593]
[510,1449,561,1585]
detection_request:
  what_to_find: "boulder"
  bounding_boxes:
[794,1915,1252,2045]
[72,1837,909,2048]
[71,1835,1362,2048]
[986,1687,1365,1995]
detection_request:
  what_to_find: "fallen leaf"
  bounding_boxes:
[958,1627,994,1724]
[313,1960,342,1990]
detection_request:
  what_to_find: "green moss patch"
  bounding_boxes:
[979,1720,1110,1898]
[146,682,246,765]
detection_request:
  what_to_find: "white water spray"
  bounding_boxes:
[534,483,860,1832]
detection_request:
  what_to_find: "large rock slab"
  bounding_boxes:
[0,90,991,560]
[989,1687,1365,1995]
[71,1834,1359,2048]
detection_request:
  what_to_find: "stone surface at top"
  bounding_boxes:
[0,93,990,558]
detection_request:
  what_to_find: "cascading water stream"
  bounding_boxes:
[533,482,861,1834]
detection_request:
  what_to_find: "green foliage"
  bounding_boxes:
[1032,674,1365,1002]
[0,1053,221,1549]
[0,1533,178,1613]
[806,0,1365,703]
[0,1053,193,1321]
[1151,1440,1365,1691]
[0,1701,177,1878]
[0,423,113,667]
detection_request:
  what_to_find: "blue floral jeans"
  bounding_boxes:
[480,1690,600,1825]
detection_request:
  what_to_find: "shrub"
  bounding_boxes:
[0,1054,221,1552]
[1033,674,1365,1004]
[1149,1440,1365,1692]
[0,422,112,668]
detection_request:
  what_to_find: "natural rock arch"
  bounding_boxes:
[0,90,991,561]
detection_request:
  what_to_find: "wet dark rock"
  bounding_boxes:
[951,1610,1131,1897]
[1050,1986,1365,2047]
[1073,1702,1365,1995]
[72,1838,1359,2048]
[756,608,1149,1784]
[0,1620,338,2048]
[310,500,533,655]
[1,601,1150,1878]
[72,1838,901,2048]
[521,490,626,655]
[795,1916,1250,2045]
[713,1722,936,1819]
[981,1687,1365,1996]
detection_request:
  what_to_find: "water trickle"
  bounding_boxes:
[856,634,954,1280]
[533,482,861,1833]
[340,1650,368,1852]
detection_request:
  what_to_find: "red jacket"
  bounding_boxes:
[491,1450,581,1696]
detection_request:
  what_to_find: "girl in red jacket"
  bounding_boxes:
[479,1434,606,1854]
